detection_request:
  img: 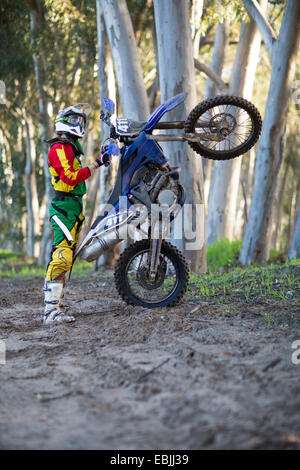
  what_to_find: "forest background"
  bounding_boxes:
[0,0,299,274]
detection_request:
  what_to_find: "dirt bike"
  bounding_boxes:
[74,92,262,308]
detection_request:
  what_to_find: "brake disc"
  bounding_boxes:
[136,260,167,290]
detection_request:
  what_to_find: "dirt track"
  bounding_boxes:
[0,273,300,450]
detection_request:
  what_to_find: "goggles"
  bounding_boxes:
[56,114,86,128]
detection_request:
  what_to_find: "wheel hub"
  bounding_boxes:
[136,261,167,290]
[209,113,236,137]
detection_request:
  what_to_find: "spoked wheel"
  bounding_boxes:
[114,239,189,308]
[184,95,262,160]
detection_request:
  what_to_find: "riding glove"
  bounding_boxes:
[96,146,111,167]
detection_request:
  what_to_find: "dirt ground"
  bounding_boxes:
[0,272,300,450]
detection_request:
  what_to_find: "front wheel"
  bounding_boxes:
[184,95,262,160]
[114,239,189,308]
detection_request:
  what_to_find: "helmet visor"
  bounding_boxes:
[56,114,86,128]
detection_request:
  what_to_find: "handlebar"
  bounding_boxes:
[100,110,114,128]
[100,110,118,141]
[99,111,120,156]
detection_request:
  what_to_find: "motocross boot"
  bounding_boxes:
[43,280,75,325]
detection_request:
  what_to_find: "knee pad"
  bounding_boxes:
[53,246,73,270]
[46,246,73,281]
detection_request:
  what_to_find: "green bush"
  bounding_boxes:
[206,239,242,272]
[269,247,283,263]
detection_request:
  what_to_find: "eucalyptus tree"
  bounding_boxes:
[27,0,53,265]
[24,115,40,258]
[203,20,229,205]
[288,209,300,260]
[95,0,119,267]
[26,0,98,263]
[99,0,150,120]
[207,11,264,245]
[0,0,35,252]
[240,0,300,264]
[153,0,206,272]
[99,0,151,256]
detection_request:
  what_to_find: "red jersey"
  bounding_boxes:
[48,142,91,195]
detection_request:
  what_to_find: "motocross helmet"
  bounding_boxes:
[54,103,92,138]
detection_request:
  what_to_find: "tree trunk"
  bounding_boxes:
[191,0,204,59]
[287,181,299,253]
[234,146,257,241]
[95,0,119,268]
[27,0,52,266]
[0,130,5,225]
[240,0,300,264]
[243,146,256,229]
[147,22,160,112]
[154,0,206,272]
[203,20,229,207]
[204,20,229,98]
[100,0,151,255]
[100,0,150,120]
[207,15,263,245]
[271,162,288,250]
[288,205,300,260]
[24,116,39,258]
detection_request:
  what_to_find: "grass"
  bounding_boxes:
[187,258,300,328]
[0,249,93,279]
[187,259,300,306]
[1,243,299,311]
[184,239,300,314]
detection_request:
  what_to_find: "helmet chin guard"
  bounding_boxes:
[54,103,92,138]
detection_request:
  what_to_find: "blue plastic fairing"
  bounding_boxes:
[144,92,188,133]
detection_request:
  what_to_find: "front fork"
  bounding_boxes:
[148,209,170,280]
[149,238,162,281]
[148,195,182,280]
[148,202,169,280]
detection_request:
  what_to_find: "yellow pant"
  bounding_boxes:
[46,214,84,282]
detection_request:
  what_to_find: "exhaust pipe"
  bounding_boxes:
[81,230,121,262]
[80,205,149,262]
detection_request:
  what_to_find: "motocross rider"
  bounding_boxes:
[43,103,110,325]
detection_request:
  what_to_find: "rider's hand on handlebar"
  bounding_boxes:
[96,145,111,167]
[88,146,111,174]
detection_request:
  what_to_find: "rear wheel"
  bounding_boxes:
[184,95,262,160]
[114,239,189,308]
